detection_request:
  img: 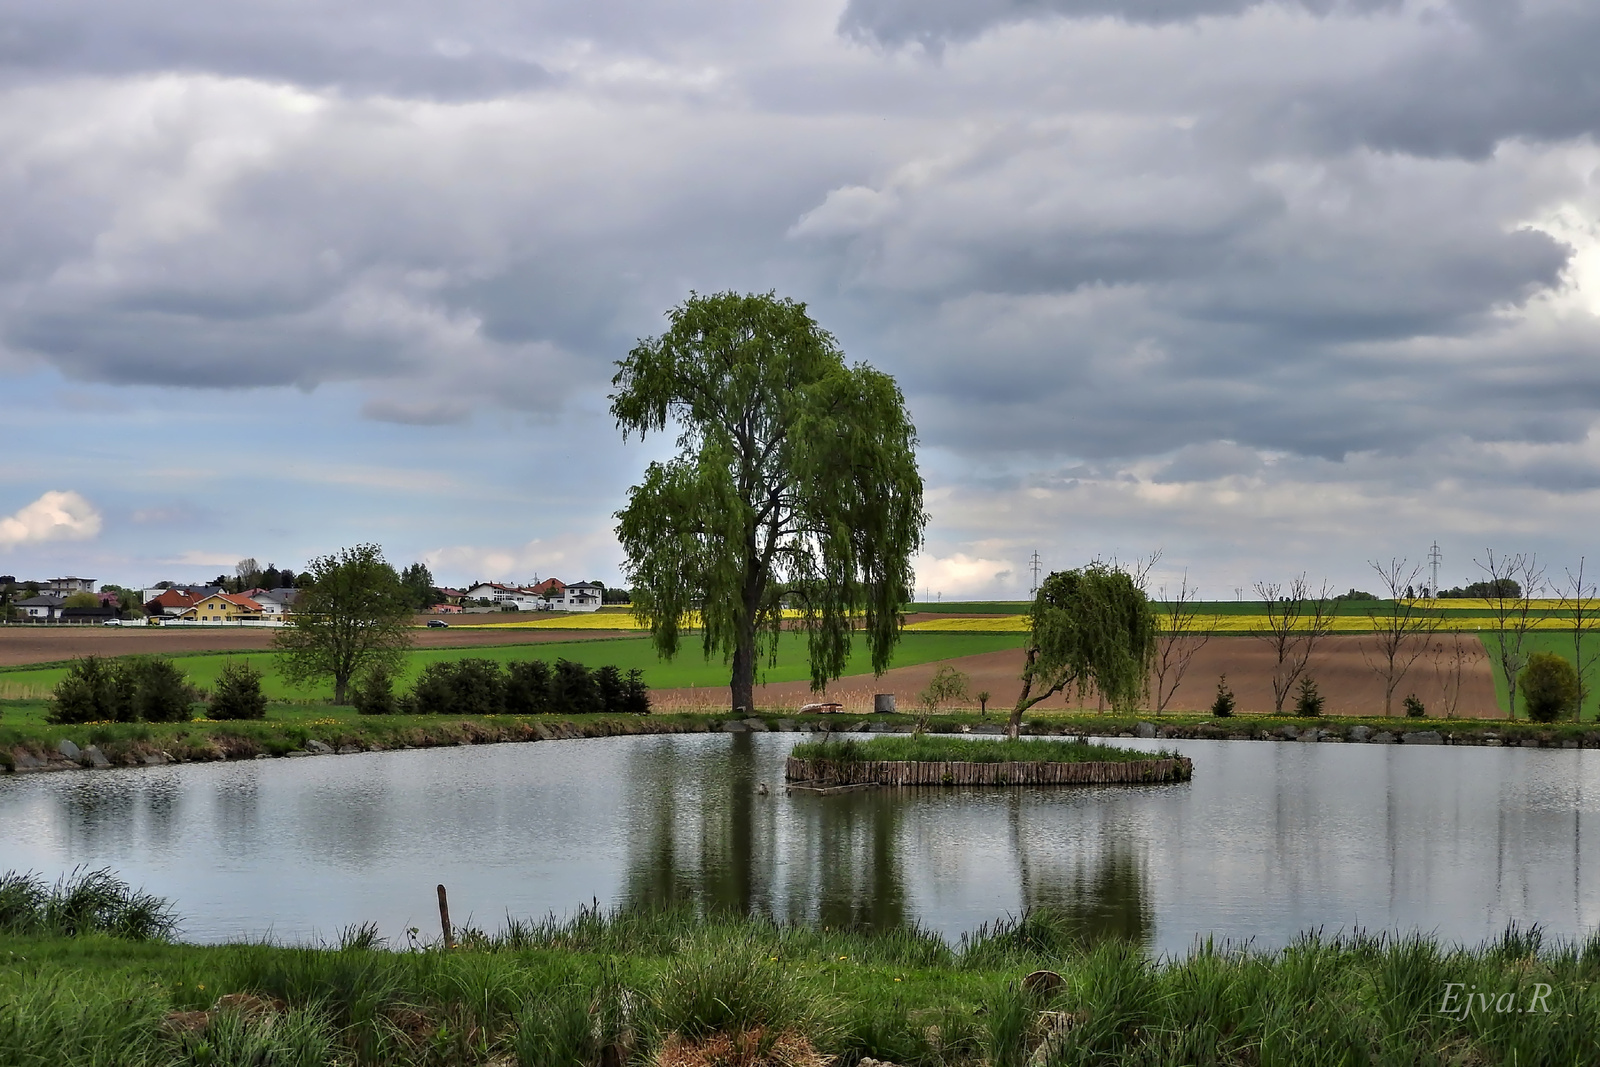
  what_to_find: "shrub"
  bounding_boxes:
[1403,693,1426,718]
[47,657,120,725]
[505,660,552,714]
[408,659,506,715]
[449,658,506,715]
[47,656,191,724]
[1210,675,1235,718]
[124,657,194,723]
[1294,676,1324,718]
[595,664,625,714]
[351,663,398,716]
[1521,652,1580,723]
[408,661,458,715]
[623,668,651,715]
[550,659,600,714]
[209,660,268,720]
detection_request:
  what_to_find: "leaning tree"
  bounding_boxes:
[611,291,925,713]
[1007,563,1158,739]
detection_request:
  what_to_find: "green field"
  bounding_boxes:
[0,631,1026,705]
[1479,631,1600,720]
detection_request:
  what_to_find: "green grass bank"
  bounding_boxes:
[4,898,1598,1066]
[6,702,1600,775]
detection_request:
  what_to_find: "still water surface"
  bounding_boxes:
[2,733,1598,954]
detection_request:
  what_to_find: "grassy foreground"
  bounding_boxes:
[4,888,1599,1067]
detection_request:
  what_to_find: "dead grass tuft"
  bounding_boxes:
[656,1028,827,1067]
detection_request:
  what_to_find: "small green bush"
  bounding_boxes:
[1521,652,1580,723]
[125,657,195,723]
[1403,693,1426,718]
[1294,676,1324,718]
[209,660,268,720]
[504,660,552,714]
[1211,675,1235,718]
[46,657,119,724]
[351,663,397,716]
[47,656,191,724]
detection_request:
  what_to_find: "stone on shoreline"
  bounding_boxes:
[1402,731,1443,745]
[83,745,111,768]
[305,739,334,755]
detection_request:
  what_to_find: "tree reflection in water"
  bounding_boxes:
[620,735,1146,943]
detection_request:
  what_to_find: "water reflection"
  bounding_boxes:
[0,733,1596,952]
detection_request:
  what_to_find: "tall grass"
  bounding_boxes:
[4,900,1600,1065]
[0,868,176,941]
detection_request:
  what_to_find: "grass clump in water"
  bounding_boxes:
[0,868,177,941]
[790,735,1162,764]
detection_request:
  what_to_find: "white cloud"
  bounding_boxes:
[0,490,102,548]
[913,552,1015,599]
[421,525,623,587]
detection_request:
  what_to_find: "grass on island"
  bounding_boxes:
[791,735,1162,764]
[3,874,1598,1067]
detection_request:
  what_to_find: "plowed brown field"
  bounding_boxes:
[0,624,631,668]
[651,634,1503,718]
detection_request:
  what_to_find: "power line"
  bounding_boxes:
[1029,550,1042,594]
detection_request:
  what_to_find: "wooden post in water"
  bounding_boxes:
[436,884,454,948]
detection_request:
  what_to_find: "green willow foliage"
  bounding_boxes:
[611,292,925,711]
[1010,564,1157,733]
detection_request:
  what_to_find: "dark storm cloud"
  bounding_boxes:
[1245,3,1600,159]
[839,0,1400,48]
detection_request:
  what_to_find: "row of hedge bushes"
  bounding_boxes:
[45,656,267,724]
[353,658,651,716]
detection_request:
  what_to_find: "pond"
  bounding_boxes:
[3,733,1598,954]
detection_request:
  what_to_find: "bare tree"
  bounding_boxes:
[1150,571,1215,713]
[1361,559,1443,717]
[1476,550,1545,717]
[1430,630,1482,719]
[1254,575,1337,714]
[1558,558,1600,716]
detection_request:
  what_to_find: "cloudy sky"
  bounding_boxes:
[3,0,1600,599]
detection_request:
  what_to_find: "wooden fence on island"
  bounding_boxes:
[785,756,1192,787]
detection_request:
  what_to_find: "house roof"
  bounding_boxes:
[146,589,203,611]
[567,581,604,590]
[61,607,115,618]
[528,578,566,595]
[16,595,65,607]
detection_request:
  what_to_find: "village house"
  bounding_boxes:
[173,592,264,623]
[15,594,65,621]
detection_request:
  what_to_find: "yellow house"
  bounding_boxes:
[177,593,263,623]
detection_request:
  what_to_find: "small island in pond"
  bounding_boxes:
[786,735,1193,788]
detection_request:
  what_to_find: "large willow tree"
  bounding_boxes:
[611,292,926,713]
[1009,564,1157,738]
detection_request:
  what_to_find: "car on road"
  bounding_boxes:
[426,619,449,628]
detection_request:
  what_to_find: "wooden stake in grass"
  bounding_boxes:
[437,884,454,948]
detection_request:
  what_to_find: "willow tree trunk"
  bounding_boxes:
[731,633,755,713]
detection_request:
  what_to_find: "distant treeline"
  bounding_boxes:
[356,658,650,716]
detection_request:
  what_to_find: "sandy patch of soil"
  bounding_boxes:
[0,624,632,668]
[651,634,1503,718]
